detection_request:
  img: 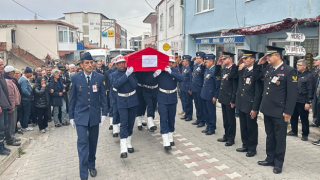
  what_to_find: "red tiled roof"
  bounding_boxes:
[0,20,78,29]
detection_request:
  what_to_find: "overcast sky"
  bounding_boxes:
[0,0,160,41]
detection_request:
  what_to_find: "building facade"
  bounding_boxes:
[157,0,183,55]
[184,0,320,67]
[63,12,127,50]
[143,12,157,49]
[129,36,142,51]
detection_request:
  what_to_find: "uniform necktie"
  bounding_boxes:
[87,76,90,85]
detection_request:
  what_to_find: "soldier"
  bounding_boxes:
[112,58,138,158]
[287,59,315,141]
[191,52,207,127]
[180,55,193,121]
[215,52,238,146]
[69,52,108,180]
[143,71,158,132]
[256,46,298,174]
[200,54,221,135]
[149,55,184,150]
[235,50,263,157]
[135,72,147,130]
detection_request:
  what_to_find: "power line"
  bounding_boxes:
[12,0,47,20]
[145,0,156,11]
[117,14,149,21]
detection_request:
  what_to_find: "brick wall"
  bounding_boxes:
[11,44,45,67]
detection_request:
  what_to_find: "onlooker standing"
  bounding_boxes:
[3,66,21,146]
[49,69,68,127]
[310,55,320,127]
[13,70,23,135]
[34,77,50,133]
[35,67,42,77]
[41,70,46,76]
[18,67,34,131]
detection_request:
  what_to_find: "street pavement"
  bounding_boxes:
[1,102,320,180]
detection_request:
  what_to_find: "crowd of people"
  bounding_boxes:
[0,58,111,157]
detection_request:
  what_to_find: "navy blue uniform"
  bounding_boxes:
[69,71,108,179]
[180,65,193,119]
[142,72,158,118]
[200,66,221,132]
[191,63,206,124]
[107,68,117,118]
[113,69,138,139]
[109,68,120,126]
[147,68,184,134]
[135,72,147,117]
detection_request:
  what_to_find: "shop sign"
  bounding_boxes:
[286,33,305,42]
[196,36,244,44]
[285,45,306,56]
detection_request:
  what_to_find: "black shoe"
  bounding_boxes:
[180,117,187,120]
[0,144,10,155]
[246,151,257,157]
[310,123,317,127]
[236,147,248,152]
[3,146,11,152]
[201,130,208,133]
[191,122,199,125]
[113,133,119,137]
[81,178,88,180]
[48,119,52,122]
[120,152,127,158]
[142,122,147,126]
[197,124,205,128]
[312,139,320,145]
[32,123,37,127]
[89,168,97,177]
[301,136,308,141]
[258,161,274,166]
[287,131,298,137]
[185,118,192,121]
[128,148,134,153]
[109,125,113,130]
[138,126,142,130]
[62,122,70,126]
[170,142,175,146]
[16,131,23,135]
[7,141,21,146]
[205,131,215,135]
[55,124,62,127]
[217,137,227,142]
[164,146,172,151]
[225,141,234,146]
[150,126,157,131]
[273,167,282,174]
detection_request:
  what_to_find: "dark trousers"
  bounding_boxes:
[136,89,146,116]
[109,93,113,117]
[144,96,157,118]
[316,102,320,127]
[112,95,120,125]
[312,99,317,125]
[291,103,310,136]
[159,103,176,134]
[202,100,217,132]
[181,91,193,119]
[21,100,32,129]
[29,102,37,124]
[193,92,204,124]
[0,109,8,141]
[119,106,137,139]
[36,107,48,131]
[264,115,287,168]
[221,104,236,142]
[76,124,99,179]
[6,106,17,144]
[239,110,258,152]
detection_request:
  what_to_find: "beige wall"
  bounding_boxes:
[7,55,32,70]
[0,28,13,50]
[15,23,58,60]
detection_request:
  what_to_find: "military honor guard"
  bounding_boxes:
[143,71,158,132]
[287,59,315,141]
[200,54,221,135]
[69,52,108,180]
[191,52,207,127]
[256,46,298,174]
[235,50,263,157]
[135,72,147,130]
[150,55,184,150]
[180,55,193,121]
[112,57,138,158]
[215,52,238,146]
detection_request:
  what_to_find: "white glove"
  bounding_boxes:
[70,119,75,129]
[101,116,107,126]
[165,66,172,74]
[126,67,134,77]
[153,69,162,78]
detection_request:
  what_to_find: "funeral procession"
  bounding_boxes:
[1,0,320,180]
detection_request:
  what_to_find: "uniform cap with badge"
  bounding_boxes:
[205,54,216,61]
[265,46,285,56]
[182,55,192,61]
[221,52,235,60]
[196,51,206,59]
[168,55,176,63]
[241,50,258,59]
[81,52,94,60]
[114,55,126,63]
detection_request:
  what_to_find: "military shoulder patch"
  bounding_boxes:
[103,81,105,85]
[216,76,221,80]
[292,76,297,82]
[70,82,72,87]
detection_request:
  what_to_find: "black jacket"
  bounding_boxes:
[33,77,50,108]
[48,77,66,107]
[296,70,315,104]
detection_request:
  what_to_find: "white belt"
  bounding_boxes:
[159,88,177,94]
[113,87,117,92]
[138,83,143,87]
[144,84,158,89]
[118,90,136,97]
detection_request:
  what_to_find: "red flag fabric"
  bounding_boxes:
[124,47,169,72]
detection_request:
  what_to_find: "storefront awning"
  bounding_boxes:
[221,15,320,36]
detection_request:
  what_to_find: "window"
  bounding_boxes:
[69,31,74,43]
[169,6,174,26]
[160,14,163,30]
[196,0,214,13]
[58,26,74,43]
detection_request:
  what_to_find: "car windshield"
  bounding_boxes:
[92,55,105,61]
[110,51,120,59]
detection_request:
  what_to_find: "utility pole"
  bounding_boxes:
[100,15,102,48]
